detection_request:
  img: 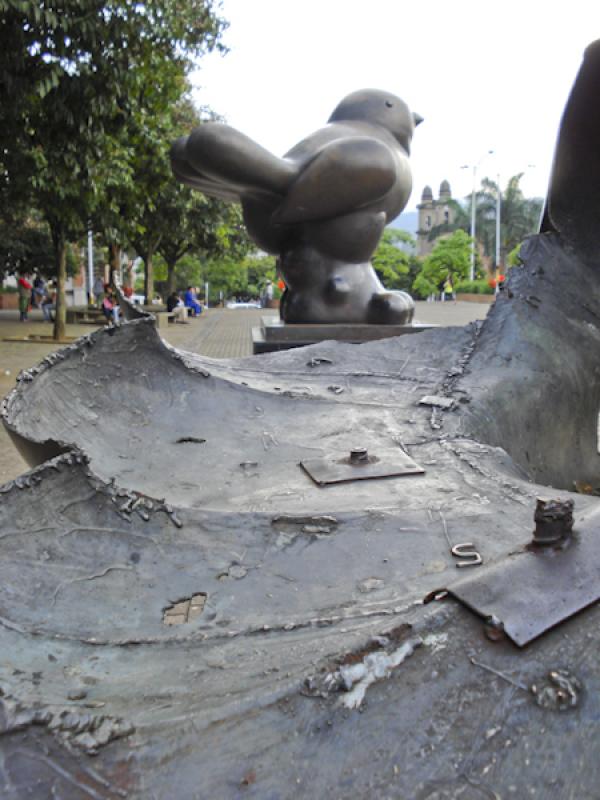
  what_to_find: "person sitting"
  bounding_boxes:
[184,286,202,316]
[101,285,121,325]
[41,291,56,322]
[166,292,189,324]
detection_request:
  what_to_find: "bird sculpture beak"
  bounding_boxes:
[413,113,424,127]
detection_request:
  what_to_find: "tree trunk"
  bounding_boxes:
[123,260,133,289]
[53,229,67,342]
[108,243,121,285]
[144,247,155,305]
[166,260,177,295]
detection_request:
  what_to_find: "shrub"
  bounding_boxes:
[455,279,494,295]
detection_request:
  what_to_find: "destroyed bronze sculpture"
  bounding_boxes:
[2,41,600,798]
[171,89,421,324]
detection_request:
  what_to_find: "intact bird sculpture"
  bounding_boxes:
[171,89,422,324]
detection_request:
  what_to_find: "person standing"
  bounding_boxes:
[93,276,104,308]
[32,274,46,308]
[17,273,32,321]
[443,274,455,303]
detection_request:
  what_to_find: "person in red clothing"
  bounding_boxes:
[17,273,32,321]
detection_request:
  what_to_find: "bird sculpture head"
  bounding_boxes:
[328,89,422,154]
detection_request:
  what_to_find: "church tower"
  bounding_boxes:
[416,180,455,257]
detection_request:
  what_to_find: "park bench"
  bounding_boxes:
[155,310,177,329]
[65,306,106,325]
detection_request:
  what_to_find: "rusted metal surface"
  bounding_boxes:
[446,509,600,646]
[533,497,574,546]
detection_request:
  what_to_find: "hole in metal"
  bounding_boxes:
[162,593,207,625]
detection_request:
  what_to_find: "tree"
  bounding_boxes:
[0,0,226,338]
[148,179,250,299]
[481,175,542,266]
[413,230,472,297]
[0,217,52,280]
[427,176,543,270]
[372,229,414,291]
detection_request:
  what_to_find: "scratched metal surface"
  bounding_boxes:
[4,40,600,800]
[1,281,600,796]
[1,454,600,798]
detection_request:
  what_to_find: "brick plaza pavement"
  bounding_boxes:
[0,300,490,484]
[159,300,491,358]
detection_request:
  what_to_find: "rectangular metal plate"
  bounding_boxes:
[447,523,600,646]
[300,450,425,487]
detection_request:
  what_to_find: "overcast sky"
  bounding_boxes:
[191,0,598,211]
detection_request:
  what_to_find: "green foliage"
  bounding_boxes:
[477,175,542,265]
[0,218,52,279]
[372,229,414,290]
[427,176,542,268]
[455,279,494,295]
[413,230,472,297]
[507,242,523,267]
[202,252,276,303]
[0,216,78,279]
[154,250,275,303]
[0,0,226,335]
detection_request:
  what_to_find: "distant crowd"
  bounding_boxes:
[12,271,279,326]
[16,273,55,322]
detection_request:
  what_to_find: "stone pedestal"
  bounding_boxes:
[252,316,436,353]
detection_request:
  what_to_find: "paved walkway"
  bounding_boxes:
[0,300,491,484]
[159,300,491,358]
[161,307,278,358]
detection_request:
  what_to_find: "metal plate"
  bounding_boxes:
[300,449,425,486]
[446,523,600,647]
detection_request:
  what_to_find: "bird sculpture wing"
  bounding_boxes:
[274,136,397,224]
[171,137,244,202]
[171,124,297,203]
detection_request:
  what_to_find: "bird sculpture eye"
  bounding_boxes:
[385,101,393,108]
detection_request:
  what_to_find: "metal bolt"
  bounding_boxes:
[349,447,369,465]
[532,497,574,546]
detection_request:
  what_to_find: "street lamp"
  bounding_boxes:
[495,173,501,293]
[461,150,494,281]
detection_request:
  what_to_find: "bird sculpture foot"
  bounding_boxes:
[367,291,415,325]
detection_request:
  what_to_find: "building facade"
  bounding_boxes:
[416,180,455,257]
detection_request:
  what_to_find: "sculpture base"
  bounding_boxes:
[252,317,436,353]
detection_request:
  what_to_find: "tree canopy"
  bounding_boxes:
[426,175,543,269]
[0,0,226,337]
[413,229,472,297]
[372,229,414,291]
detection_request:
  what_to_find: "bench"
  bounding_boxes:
[66,307,106,325]
[155,311,177,329]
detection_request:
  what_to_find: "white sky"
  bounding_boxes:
[191,0,599,211]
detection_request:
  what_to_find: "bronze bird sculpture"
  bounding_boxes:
[171,89,422,324]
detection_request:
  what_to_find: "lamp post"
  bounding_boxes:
[87,227,94,306]
[461,150,494,281]
[495,173,501,294]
